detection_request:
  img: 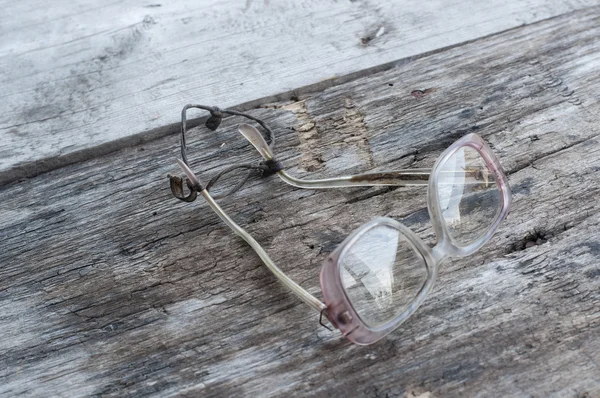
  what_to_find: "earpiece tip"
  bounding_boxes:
[237,124,274,160]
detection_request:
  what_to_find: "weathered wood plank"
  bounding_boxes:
[1,0,599,185]
[1,7,600,397]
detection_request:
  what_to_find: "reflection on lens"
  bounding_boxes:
[436,146,502,246]
[339,225,427,327]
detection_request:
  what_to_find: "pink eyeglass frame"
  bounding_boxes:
[320,134,511,344]
[169,106,511,345]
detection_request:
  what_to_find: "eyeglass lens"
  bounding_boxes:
[339,225,428,327]
[436,146,502,246]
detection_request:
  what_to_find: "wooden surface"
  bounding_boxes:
[2,4,600,398]
[1,0,599,185]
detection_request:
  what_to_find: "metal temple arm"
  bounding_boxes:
[175,159,327,314]
[277,169,431,189]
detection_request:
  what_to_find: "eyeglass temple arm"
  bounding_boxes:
[237,123,432,188]
[178,106,430,193]
[175,159,327,314]
[277,169,431,189]
[239,124,497,189]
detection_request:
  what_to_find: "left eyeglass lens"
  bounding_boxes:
[436,146,502,246]
[339,225,428,327]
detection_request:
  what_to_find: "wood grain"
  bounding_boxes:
[1,7,600,397]
[1,0,599,185]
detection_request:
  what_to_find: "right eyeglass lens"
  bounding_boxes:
[339,225,427,328]
[436,146,502,246]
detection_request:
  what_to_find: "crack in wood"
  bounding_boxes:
[282,97,374,172]
[282,100,323,172]
[530,58,584,106]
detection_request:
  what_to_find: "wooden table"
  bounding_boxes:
[1,2,599,397]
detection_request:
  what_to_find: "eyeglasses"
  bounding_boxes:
[168,105,511,345]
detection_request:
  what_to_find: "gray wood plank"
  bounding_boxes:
[1,7,600,397]
[1,0,598,185]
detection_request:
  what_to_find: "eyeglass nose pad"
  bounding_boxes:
[238,123,274,160]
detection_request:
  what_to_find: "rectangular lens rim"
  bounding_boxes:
[427,133,512,258]
[320,217,437,345]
